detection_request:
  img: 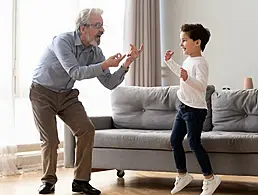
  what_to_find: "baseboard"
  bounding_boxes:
[16,148,64,170]
[17,142,64,153]
[15,143,108,172]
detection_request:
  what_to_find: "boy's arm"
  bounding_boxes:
[164,59,180,77]
[184,62,208,92]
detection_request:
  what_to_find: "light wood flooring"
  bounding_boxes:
[1,168,258,194]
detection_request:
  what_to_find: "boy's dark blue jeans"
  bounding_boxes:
[170,102,213,176]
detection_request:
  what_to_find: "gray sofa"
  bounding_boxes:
[64,85,258,177]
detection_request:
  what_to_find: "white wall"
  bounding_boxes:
[160,0,258,90]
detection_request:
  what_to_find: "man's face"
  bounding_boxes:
[80,14,104,46]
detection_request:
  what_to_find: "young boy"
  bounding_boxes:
[164,24,221,195]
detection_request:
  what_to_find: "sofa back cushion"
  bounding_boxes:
[111,85,215,130]
[212,89,258,132]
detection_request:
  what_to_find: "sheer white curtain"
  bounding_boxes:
[0,0,20,176]
[15,0,77,146]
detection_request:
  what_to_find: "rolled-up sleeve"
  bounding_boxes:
[52,36,104,80]
[97,66,127,90]
[96,49,127,90]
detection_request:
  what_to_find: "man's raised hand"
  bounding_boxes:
[101,53,126,70]
[124,44,144,68]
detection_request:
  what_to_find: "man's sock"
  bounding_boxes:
[73,179,87,184]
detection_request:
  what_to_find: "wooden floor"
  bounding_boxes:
[1,168,258,195]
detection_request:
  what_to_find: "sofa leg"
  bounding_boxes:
[116,170,125,178]
[64,123,75,168]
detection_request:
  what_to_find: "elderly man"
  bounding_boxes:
[30,8,143,195]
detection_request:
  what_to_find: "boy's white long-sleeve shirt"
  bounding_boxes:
[165,56,208,109]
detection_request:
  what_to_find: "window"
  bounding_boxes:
[15,0,77,145]
[0,0,15,146]
[14,0,125,146]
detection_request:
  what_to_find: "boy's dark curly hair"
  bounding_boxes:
[181,24,211,51]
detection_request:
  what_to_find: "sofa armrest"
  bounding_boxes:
[64,116,113,168]
[64,123,75,168]
[90,116,113,130]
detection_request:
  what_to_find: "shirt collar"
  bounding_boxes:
[74,31,94,52]
[75,31,83,46]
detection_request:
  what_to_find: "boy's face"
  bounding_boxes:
[180,32,201,56]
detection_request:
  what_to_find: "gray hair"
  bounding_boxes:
[75,8,103,31]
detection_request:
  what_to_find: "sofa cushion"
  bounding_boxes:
[94,129,258,153]
[111,86,180,130]
[111,85,215,131]
[203,85,215,131]
[95,129,172,151]
[212,89,258,132]
[196,131,258,153]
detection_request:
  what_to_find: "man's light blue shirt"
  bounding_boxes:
[32,31,127,92]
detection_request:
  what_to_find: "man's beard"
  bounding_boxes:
[86,33,101,47]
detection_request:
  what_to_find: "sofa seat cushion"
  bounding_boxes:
[94,129,172,151]
[188,131,258,153]
[94,129,258,153]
